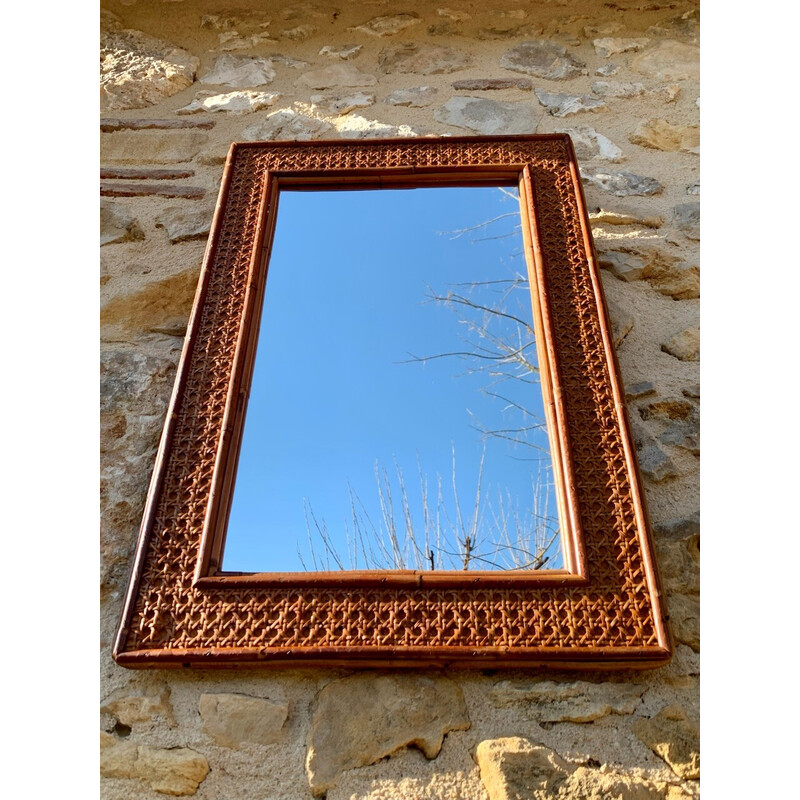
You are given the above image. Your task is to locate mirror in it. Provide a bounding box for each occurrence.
[221,186,562,573]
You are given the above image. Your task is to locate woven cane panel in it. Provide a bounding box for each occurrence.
[121,138,661,660]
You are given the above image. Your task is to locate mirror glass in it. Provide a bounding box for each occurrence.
[221,185,563,572]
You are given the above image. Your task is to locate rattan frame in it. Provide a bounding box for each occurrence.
[113,135,671,669]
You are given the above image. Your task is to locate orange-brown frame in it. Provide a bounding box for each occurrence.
[113,135,671,669]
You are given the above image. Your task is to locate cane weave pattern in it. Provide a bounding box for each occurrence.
[118,137,666,664]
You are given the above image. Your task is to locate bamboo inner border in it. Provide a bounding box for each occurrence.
[113,135,671,669]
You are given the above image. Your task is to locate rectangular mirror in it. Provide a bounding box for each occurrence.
[114,136,671,669]
[222,186,562,574]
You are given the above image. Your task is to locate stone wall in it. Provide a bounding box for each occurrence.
[100,1,700,797]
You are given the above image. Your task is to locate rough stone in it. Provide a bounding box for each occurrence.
[101,131,208,164]
[499,40,584,80]
[101,733,209,796]
[640,398,694,422]
[199,54,276,87]
[626,381,657,399]
[281,24,318,41]
[662,329,700,362]
[101,267,200,337]
[655,533,700,596]
[266,53,309,69]
[673,203,700,240]
[319,43,362,59]
[155,205,214,243]
[334,115,421,139]
[306,674,469,797]
[633,706,700,779]
[489,680,644,722]
[599,247,699,300]
[559,126,623,162]
[379,43,472,75]
[452,78,533,91]
[653,511,700,540]
[589,209,663,228]
[581,168,663,196]
[352,13,420,37]
[682,383,700,399]
[630,120,700,153]
[667,594,701,651]
[535,89,605,117]
[438,7,471,22]
[176,90,281,115]
[686,183,700,195]
[659,420,699,456]
[593,37,649,57]
[310,91,374,115]
[591,80,646,98]
[596,63,620,76]
[477,24,541,41]
[101,27,199,110]
[297,63,377,89]
[199,693,288,748]
[638,444,679,483]
[604,297,633,348]
[385,86,438,107]
[435,96,537,135]
[632,41,700,81]
[217,31,276,51]
[476,738,671,800]
[102,687,175,727]
[242,109,334,141]
[101,200,145,246]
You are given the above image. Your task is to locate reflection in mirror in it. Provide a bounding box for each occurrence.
[221,186,562,573]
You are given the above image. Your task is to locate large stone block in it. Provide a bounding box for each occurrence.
[633,705,700,779]
[199,693,288,748]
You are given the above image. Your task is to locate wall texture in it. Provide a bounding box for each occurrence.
[100,1,700,797]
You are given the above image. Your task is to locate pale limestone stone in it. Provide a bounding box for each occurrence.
[659,418,699,456]
[535,89,605,117]
[598,247,699,300]
[135,745,210,795]
[687,182,700,195]
[297,63,377,89]
[655,534,700,597]
[452,78,532,91]
[596,62,620,76]
[591,80,646,98]
[102,687,175,726]
[102,131,208,164]
[593,37,650,57]
[306,674,469,797]
[100,200,145,246]
[499,40,584,80]
[199,693,288,748]
[630,120,700,153]
[281,24,318,41]
[310,91,374,115]
[673,203,700,240]
[438,8,472,22]
[319,43,362,59]
[489,680,644,722]
[217,31,276,51]
[435,96,537,135]
[633,706,700,779]
[607,298,634,348]
[589,209,663,228]
[558,126,623,162]
[581,167,662,196]
[334,115,420,139]
[662,328,700,362]
[101,268,199,337]
[242,109,334,141]
[632,41,700,81]
[155,205,214,243]
[476,738,671,800]
[266,53,308,69]
[385,86,438,107]
[379,43,472,75]
[352,14,421,37]
[176,90,281,115]
[101,734,209,796]
[101,28,199,110]
[199,54,276,87]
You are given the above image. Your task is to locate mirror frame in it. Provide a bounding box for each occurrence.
[113,134,672,669]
